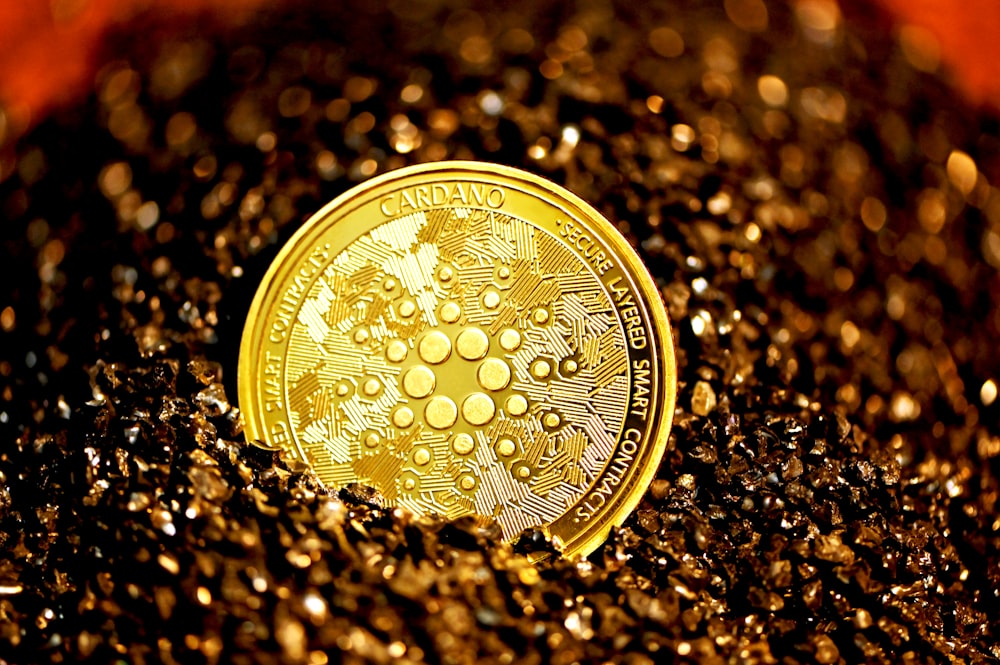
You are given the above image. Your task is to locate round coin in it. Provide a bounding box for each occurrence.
[238,161,677,559]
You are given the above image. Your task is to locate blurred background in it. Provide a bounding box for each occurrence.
[1,0,999,141]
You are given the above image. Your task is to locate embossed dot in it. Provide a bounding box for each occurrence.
[425,396,458,429]
[398,300,416,318]
[392,407,414,428]
[418,331,452,364]
[497,438,516,456]
[363,433,379,448]
[402,477,416,490]
[440,301,461,323]
[438,266,454,282]
[478,358,511,391]
[563,359,579,373]
[542,412,561,428]
[413,448,431,465]
[362,378,381,396]
[353,328,369,343]
[505,394,528,416]
[483,291,501,309]
[386,340,408,362]
[516,466,531,479]
[452,433,475,455]
[456,328,489,360]
[498,266,511,279]
[383,278,397,291]
[335,383,350,397]
[459,476,476,491]
[462,393,496,426]
[532,308,550,324]
[402,366,436,398]
[530,359,552,380]
[499,328,521,351]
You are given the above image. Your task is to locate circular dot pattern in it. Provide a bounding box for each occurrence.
[393,407,414,428]
[440,301,461,323]
[402,366,435,398]
[462,392,495,426]
[425,396,458,429]
[452,433,475,455]
[386,340,408,362]
[419,331,452,363]
[478,358,511,391]
[456,328,489,360]
[499,329,521,351]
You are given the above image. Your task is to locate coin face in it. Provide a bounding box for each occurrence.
[239,161,676,558]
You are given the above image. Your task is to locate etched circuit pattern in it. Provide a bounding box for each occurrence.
[284,206,629,538]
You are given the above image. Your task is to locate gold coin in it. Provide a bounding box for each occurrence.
[239,161,677,559]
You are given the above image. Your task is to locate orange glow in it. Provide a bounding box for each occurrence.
[874,0,1000,110]
[0,0,997,138]
[0,0,273,135]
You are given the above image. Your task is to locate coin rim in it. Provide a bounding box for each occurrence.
[238,160,677,559]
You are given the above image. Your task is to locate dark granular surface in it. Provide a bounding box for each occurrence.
[2,0,999,662]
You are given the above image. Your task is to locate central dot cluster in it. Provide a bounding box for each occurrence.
[384,299,525,434]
